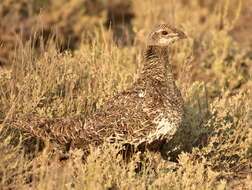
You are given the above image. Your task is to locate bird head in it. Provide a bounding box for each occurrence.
[147,24,187,47]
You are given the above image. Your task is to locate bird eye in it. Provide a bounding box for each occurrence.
[161,31,168,35]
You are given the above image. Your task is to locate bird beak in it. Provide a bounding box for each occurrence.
[168,32,187,40]
[178,31,187,39]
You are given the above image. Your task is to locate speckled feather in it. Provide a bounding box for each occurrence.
[7,24,186,154]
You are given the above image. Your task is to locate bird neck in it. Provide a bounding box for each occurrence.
[141,46,174,84]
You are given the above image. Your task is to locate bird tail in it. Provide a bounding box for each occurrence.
[2,114,79,145]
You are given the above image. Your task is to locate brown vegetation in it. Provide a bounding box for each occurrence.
[0,0,251,189]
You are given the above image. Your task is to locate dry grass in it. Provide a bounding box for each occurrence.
[0,0,252,189]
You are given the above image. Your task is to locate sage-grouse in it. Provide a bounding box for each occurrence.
[8,24,186,155]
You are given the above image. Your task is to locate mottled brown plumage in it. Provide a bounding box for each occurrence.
[7,24,186,155]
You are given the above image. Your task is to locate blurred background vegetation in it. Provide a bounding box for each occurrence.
[0,0,251,189]
[1,0,252,93]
